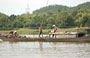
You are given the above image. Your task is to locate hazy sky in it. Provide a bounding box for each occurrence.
[0,0,90,15]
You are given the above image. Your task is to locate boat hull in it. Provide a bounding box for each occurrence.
[0,36,90,42]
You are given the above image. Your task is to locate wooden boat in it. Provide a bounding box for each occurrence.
[0,32,90,42]
[0,35,90,42]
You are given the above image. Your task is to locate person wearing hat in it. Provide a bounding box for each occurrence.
[52,25,57,33]
[51,25,57,37]
[14,31,18,38]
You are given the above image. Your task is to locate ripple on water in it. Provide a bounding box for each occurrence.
[0,42,90,58]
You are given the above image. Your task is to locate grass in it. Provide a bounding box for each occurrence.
[0,28,87,35]
[0,28,51,35]
[57,28,87,34]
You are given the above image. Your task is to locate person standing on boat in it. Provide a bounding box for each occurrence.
[53,25,57,33]
[52,25,57,37]
[39,25,43,37]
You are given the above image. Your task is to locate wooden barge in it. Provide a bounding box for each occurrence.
[0,32,90,42]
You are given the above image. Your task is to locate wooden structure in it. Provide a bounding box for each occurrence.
[49,32,85,39]
[0,32,90,42]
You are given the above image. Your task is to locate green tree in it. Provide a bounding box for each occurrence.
[56,11,69,28]
[0,15,12,29]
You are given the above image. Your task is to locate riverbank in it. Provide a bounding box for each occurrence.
[0,28,87,35]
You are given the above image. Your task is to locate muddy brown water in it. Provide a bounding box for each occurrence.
[0,41,90,58]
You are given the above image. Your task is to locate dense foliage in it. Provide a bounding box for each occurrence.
[0,2,90,30]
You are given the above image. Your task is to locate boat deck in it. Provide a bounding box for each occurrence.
[0,32,90,42]
[0,35,90,42]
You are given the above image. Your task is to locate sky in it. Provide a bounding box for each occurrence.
[0,0,90,15]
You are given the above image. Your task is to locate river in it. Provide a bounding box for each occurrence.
[0,41,90,58]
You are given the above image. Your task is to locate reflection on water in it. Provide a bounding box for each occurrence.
[0,42,90,58]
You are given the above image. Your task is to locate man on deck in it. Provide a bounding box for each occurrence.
[51,25,57,37]
[53,25,57,33]
[39,25,43,37]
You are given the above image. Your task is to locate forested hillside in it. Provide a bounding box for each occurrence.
[0,2,90,30]
[33,2,90,14]
[33,5,69,14]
